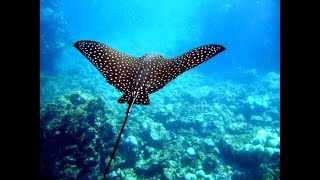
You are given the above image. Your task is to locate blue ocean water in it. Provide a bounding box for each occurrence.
[40,0,280,179]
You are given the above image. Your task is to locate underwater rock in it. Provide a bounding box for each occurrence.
[241,129,280,163]
[148,122,171,147]
[187,147,196,157]
[257,129,268,136]
[243,143,254,152]
[134,159,148,172]
[255,129,280,148]
[204,138,215,147]
[117,137,140,169]
[134,159,164,178]
[69,92,86,105]
[164,167,178,180]
[249,115,272,126]
[168,160,178,167]
[226,122,247,134]
[155,104,175,120]
[204,174,214,180]
[253,144,265,154]
[262,72,280,90]
[196,169,214,179]
[108,171,118,179]
[142,121,149,130]
[217,136,236,158]
[273,148,280,156]
[181,147,198,166]
[184,172,197,180]
[217,135,264,170]
[181,154,194,167]
[202,156,218,174]
[264,147,280,159]
[235,114,245,121]
[196,169,206,177]
[63,164,80,179]
[246,95,270,110]
[40,91,115,179]
[264,147,280,158]
[252,135,267,145]
[144,146,156,159]
[266,139,278,148]
[203,138,218,153]
[125,135,139,147]
[111,168,137,179]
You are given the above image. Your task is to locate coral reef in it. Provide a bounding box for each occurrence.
[40,70,280,179]
[40,91,116,179]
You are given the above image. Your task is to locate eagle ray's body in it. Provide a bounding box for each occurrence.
[73,40,225,179]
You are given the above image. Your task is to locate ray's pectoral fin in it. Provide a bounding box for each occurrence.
[148,44,226,94]
[74,40,138,94]
[170,44,225,74]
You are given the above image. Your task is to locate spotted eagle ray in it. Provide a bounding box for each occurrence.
[73,40,225,179]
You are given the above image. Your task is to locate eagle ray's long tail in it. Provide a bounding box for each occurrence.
[102,93,138,180]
